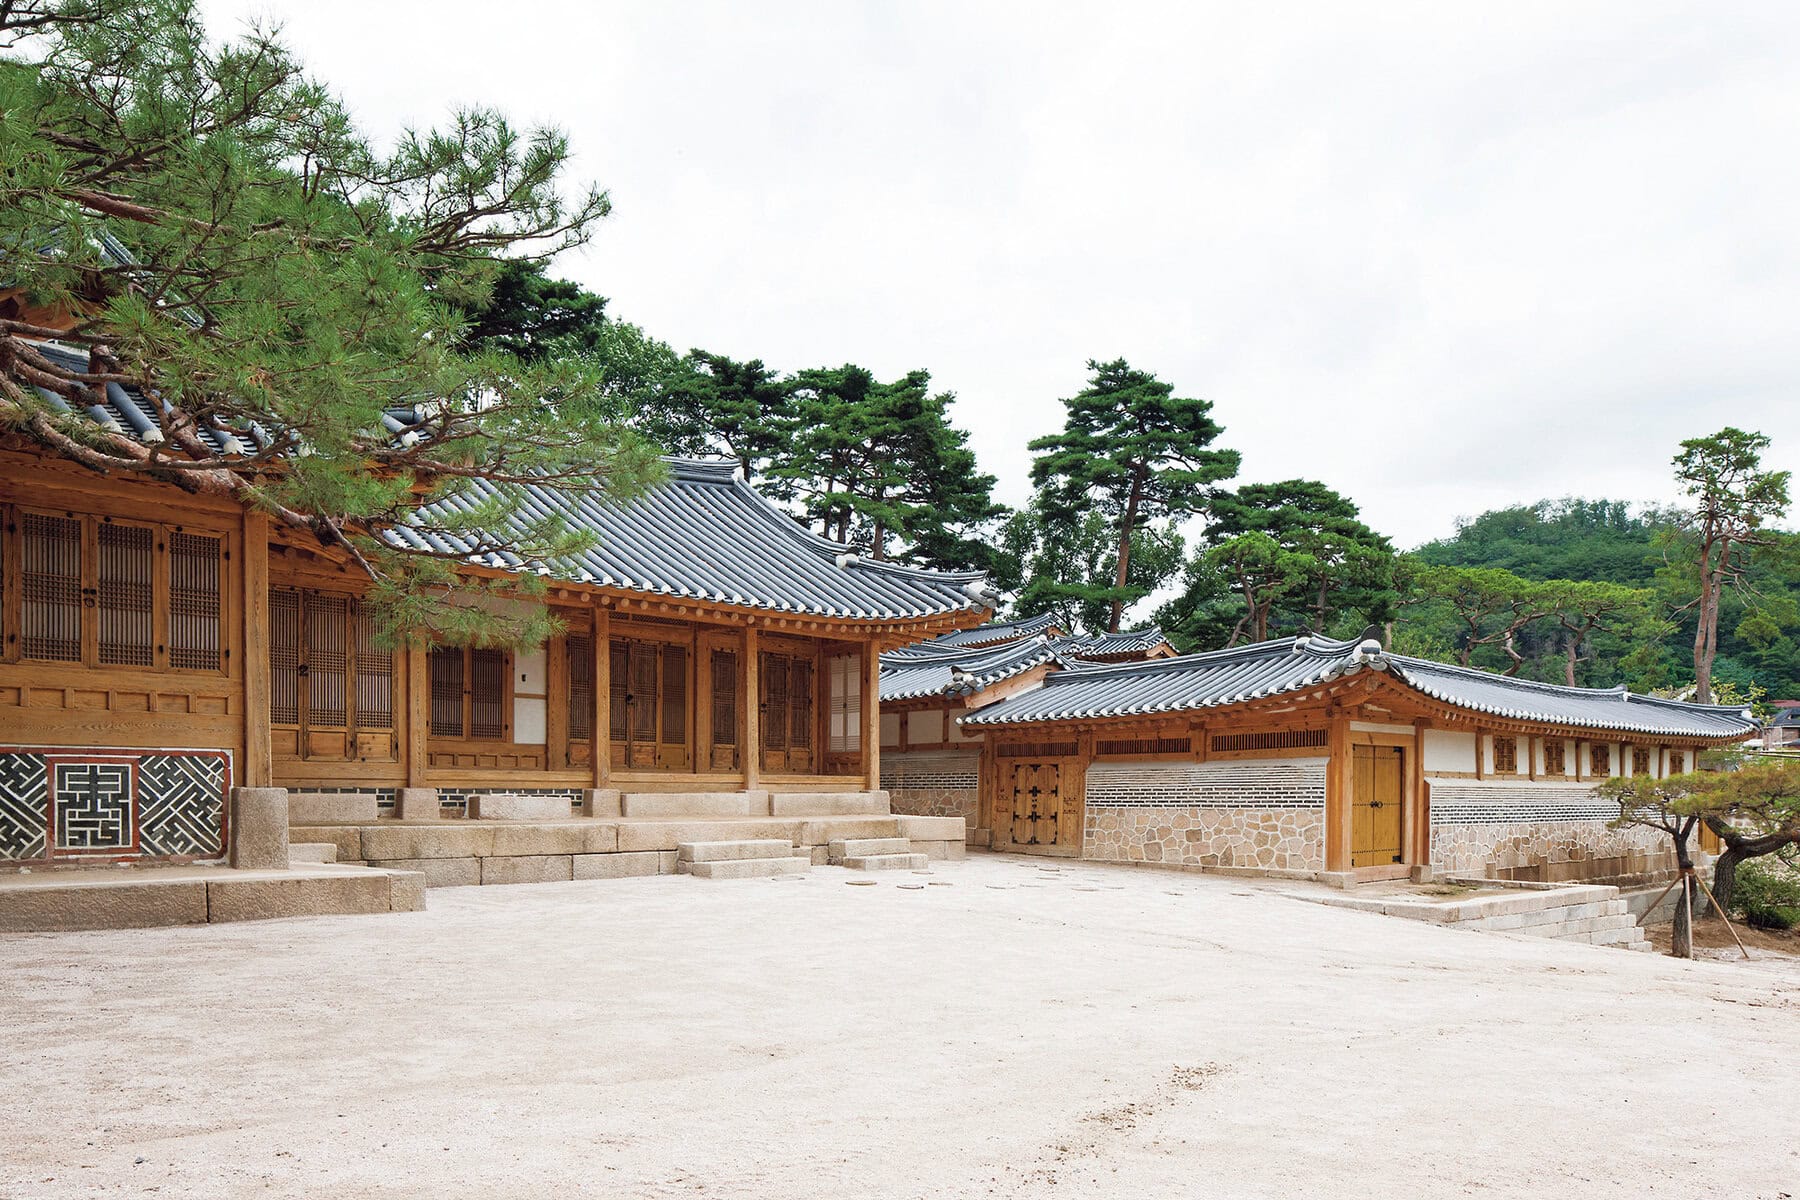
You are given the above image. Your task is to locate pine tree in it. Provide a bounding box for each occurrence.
[1028,359,1239,631]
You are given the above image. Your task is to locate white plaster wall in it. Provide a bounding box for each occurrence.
[907,710,946,744]
[947,715,981,743]
[1422,729,1476,773]
[880,712,902,748]
[513,697,547,743]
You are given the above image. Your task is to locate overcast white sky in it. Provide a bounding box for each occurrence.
[205,1,1800,548]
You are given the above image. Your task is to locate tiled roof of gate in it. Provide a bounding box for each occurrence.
[1053,627,1175,660]
[880,634,1060,702]
[391,459,992,621]
[961,633,1756,739]
[908,611,1062,648]
[25,343,991,623]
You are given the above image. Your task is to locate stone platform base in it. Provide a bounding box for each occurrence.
[290,813,967,888]
[0,863,426,933]
[1304,881,1651,950]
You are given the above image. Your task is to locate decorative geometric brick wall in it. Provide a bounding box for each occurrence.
[1428,779,1672,883]
[882,750,980,826]
[0,746,230,864]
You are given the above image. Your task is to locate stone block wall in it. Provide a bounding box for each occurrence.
[1428,779,1674,884]
[1082,758,1326,870]
[882,750,980,829]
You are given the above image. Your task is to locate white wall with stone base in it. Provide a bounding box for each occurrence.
[882,750,981,829]
[1082,758,1326,870]
[1429,779,1675,884]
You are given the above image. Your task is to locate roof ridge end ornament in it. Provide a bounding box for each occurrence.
[835,551,860,568]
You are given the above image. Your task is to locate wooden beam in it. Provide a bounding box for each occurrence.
[863,638,881,792]
[240,511,272,788]
[593,605,611,788]
[545,632,569,770]
[1325,711,1353,873]
[743,623,760,789]
[405,638,429,787]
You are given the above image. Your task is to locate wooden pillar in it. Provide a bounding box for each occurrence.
[546,632,569,769]
[862,638,881,792]
[1324,711,1353,873]
[1473,729,1485,780]
[1409,719,1430,868]
[743,623,760,789]
[240,511,272,788]
[593,605,611,788]
[405,638,429,787]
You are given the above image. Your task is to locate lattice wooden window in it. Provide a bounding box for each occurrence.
[761,652,788,752]
[270,588,301,726]
[1096,736,1191,757]
[1211,728,1328,753]
[609,641,630,742]
[429,645,465,737]
[305,593,349,728]
[469,648,507,739]
[20,511,82,662]
[789,657,814,751]
[627,642,657,747]
[168,531,222,670]
[354,603,392,730]
[566,635,593,741]
[997,740,1079,758]
[660,644,687,747]
[1588,743,1612,776]
[96,520,155,666]
[1543,739,1567,776]
[1492,736,1518,774]
[1632,746,1653,776]
[12,510,226,673]
[827,653,861,753]
[1668,751,1686,775]
[711,649,737,748]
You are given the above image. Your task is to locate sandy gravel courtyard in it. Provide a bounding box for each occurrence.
[3,854,1797,1199]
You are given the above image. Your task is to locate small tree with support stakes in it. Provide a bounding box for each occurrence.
[1598,766,1754,960]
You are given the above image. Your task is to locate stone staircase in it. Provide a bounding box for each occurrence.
[1312,881,1651,950]
[289,842,339,864]
[828,837,928,872]
[677,839,812,880]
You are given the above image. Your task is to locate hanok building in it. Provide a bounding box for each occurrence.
[0,371,987,902]
[878,615,1174,834]
[954,632,1755,885]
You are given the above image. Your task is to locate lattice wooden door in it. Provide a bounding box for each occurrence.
[1009,762,1062,848]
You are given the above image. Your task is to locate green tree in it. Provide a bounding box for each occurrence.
[0,0,660,643]
[1005,501,1185,636]
[651,350,793,479]
[1685,758,1800,916]
[1539,579,1668,688]
[1029,359,1239,631]
[1668,429,1791,703]
[1400,564,1548,673]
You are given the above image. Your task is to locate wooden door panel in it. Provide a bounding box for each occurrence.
[1351,744,1404,867]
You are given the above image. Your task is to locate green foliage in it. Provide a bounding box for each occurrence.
[1733,858,1800,930]
[1003,501,1185,635]
[0,0,663,645]
[1027,359,1239,631]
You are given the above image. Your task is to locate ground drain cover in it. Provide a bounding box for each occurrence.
[928,881,952,887]
[846,879,877,887]
[899,883,925,890]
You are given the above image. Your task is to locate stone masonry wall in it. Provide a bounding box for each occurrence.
[882,750,980,828]
[1429,779,1675,884]
[1082,758,1326,870]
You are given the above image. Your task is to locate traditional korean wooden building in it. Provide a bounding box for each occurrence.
[0,377,990,878]
[877,616,1174,831]
[954,632,1755,885]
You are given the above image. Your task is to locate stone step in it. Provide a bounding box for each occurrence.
[677,839,795,864]
[622,791,770,818]
[841,853,929,871]
[469,793,576,821]
[828,837,912,862]
[770,791,890,816]
[286,792,380,824]
[288,842,339,864]
[681,856,811,880]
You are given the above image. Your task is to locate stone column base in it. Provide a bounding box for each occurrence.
[230,787,290,869]
[396,787,442,820]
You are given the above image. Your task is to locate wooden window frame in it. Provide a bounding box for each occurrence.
[2,503,227,675]
[427,643,515,742]
[1491,735,1518,775]
[269,585,398,756]
[1542,739,1567,777]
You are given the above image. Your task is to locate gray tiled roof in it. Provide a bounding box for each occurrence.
[881,635,1060,702]
[392,458,992,621]
[912,611,1062,648]
[1054,627,1174,660]
[962,633,1756,739]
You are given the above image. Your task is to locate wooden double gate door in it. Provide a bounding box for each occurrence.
[1350,743,1405,868]
[1000,760,1082,856]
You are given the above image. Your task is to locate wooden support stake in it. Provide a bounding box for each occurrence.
[1691,869,1751,961]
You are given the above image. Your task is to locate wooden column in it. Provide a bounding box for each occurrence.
[240,511,272,788]
[1473,729,1485,780]
[1409,719,1430,868]
[1324,711,1353,873]
[743,623,761,789]
[546,632,569,769]
[593,605,611,788]
[405,638,429,787]
[862,638,881,792]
